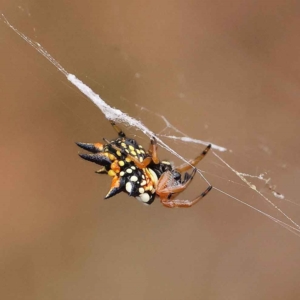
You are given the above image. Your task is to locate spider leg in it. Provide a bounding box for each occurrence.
[161,185,212,208]
[147,137,160,164]
[176,144,211,173]
[110,121,126,138]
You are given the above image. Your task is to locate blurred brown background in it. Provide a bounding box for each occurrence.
[1,1,300,299]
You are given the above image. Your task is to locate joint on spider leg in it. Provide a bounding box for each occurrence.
[180,168,197,185]
[183,172,193,183]
[150,137,158,151]
[202,185,213,197]
[203,144,212,156]
[161,200,176,208]
[190,167,197,180]
[167,193,173,200]
[151,137,157,145]
[202,144,212,156]
[149,136,160,164]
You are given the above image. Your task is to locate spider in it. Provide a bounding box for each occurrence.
[76,121,212,208]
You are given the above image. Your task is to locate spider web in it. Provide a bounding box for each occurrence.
[2,13,300,237]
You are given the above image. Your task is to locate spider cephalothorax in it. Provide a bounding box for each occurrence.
[76,121,212,208]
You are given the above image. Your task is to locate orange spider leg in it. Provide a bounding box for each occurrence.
[148,137,160,164]
[161,185,212,208]
[176,144,211,173]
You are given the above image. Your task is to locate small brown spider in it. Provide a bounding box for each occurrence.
[76,121,212,208]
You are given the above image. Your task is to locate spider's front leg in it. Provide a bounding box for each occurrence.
[148,137,160,164]
[176,144,211,173]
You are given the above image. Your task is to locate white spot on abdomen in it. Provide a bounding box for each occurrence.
[130,175,138,182]
[139,193,150,203]
[126,182,132,193]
